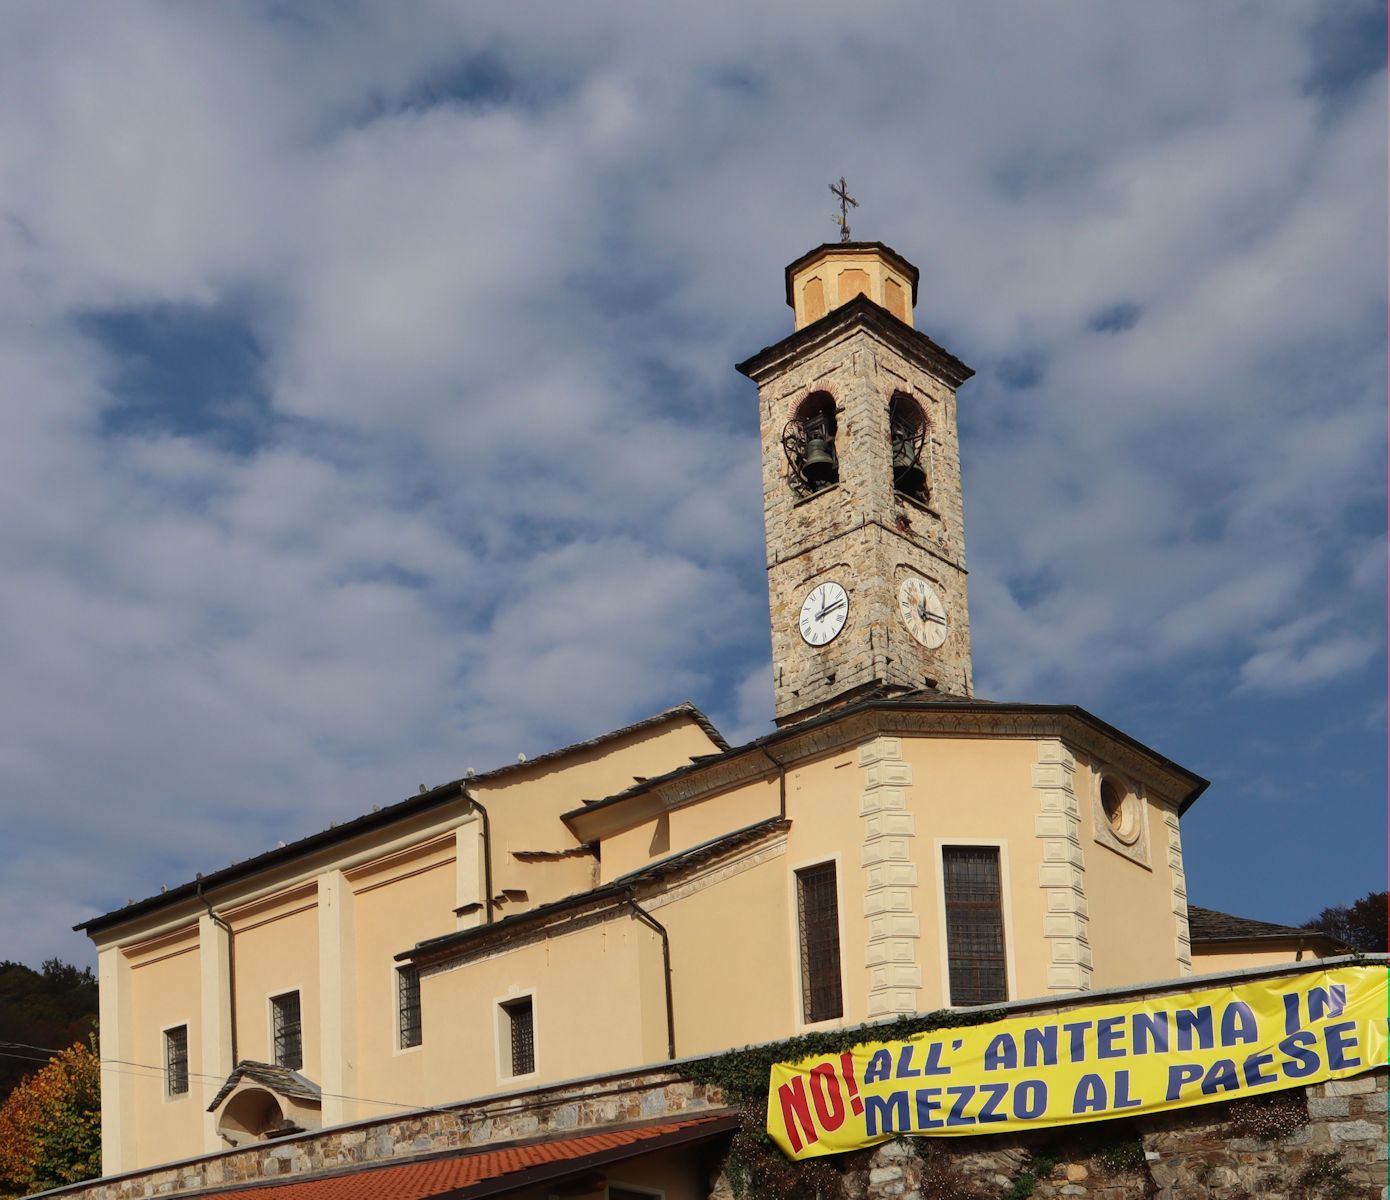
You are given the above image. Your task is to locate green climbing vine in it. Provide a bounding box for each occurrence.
[679,1007,1003,1200]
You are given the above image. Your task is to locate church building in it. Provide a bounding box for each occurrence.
[78,236,1331,1185]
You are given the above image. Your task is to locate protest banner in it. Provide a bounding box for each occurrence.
[767,965,1387,1159]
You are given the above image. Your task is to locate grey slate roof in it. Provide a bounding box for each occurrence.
[76,701,726,935]
[1188,905,1348,949]
[206,1061,322,1113]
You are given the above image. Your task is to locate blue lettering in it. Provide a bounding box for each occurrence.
[1282,990,1301,1035]
[1219,1001,1258,1047]
[914,1087,944,1130]
[977,1082,1008,1123]
[1113,1069,1141,1108]
[984,1033,1017,1072]
[1278,1031,1320,1078]
[1023,1025,1058,1067]
[864,1091,909,1136]
[1132,1012,1168,1055]
[1013,1079,1047,1119]
[1096,1016,1125,1059]
[865,1050,893,1085]
[1072,1073,1106,1114]
[1324,1020,1361,1071]
[1063,1020,1092,1061]
[1309,985,1346,1024]
[1243,1051,1275,1087]
[1175,1006,1214,1051]
[918,1040,951,1076]
[1200,1059,1240,1095]
[946,1085,976,1126]
[1166,1063,1203,1101]
[896,1044,920,1079]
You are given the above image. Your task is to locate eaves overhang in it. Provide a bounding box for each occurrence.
[398,815,790,967]
[562,696,1209,844]
[76,702,725,939]
[736,292,974,388]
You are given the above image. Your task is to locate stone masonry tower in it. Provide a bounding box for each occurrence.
[737,241,976,724]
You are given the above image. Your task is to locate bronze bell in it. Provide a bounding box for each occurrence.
[892,439,925,495]
[802,437,837,487]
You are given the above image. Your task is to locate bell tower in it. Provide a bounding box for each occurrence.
[737,240,976,724]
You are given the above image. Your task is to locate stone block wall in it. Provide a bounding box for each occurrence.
[724,1069,1387,1200]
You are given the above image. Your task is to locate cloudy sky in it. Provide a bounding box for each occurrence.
[1,3,1384,967]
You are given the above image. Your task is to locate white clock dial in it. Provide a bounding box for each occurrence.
[898,576,948,648]
[798,581,849,647]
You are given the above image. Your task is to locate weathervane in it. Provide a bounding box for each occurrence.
[830,176,858,242]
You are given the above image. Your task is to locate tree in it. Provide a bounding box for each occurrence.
[0,1039,100,1198]
[1303,890,1388,953]
[0,959,98,1105]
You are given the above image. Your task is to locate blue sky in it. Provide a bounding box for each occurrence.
[0,2,1384,966]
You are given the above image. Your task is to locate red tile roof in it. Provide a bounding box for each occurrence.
[189,1114,736,1200]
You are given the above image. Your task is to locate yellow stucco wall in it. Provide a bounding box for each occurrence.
[1072,749,1186,989]
[1192,944,1320,974]
[228,886,320,1079]
[126,926,203,1164]
[92,715,1201,1174]
[419,913,668,1104]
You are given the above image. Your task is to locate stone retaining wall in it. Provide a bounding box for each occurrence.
[33,1069,725,1200]
[788,1069,1388,1200]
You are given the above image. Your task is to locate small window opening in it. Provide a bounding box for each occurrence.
[796,863,843,1022]
[501,996,535,1076]
[1100,777,1140,844]
[270,991,302,1070]
[782,392,839,496]
[397,966,422,1049]
[943,847,1008,1005]
[889,394,929,502]
[164,1025,189,1096]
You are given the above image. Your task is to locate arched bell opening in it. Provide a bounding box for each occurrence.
[889,393,929,503]
[782,391,839,497]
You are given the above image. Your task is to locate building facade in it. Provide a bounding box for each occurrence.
[80,240,1318,1180]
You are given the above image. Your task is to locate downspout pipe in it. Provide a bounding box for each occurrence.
[624,893,676,1060]
[195,875,237,1067]
[759,747,787,821]
[462,788,496,924]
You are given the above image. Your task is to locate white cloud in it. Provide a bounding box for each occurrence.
[0,2,1382,964]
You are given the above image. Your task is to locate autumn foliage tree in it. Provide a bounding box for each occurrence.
[0,1039,100,1198]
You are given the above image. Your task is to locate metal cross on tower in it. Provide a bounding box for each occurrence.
[830,176,858,242]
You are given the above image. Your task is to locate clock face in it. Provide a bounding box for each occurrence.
[898,576,948,648]
[798,581,849,647]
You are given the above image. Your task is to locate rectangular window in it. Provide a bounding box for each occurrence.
[796,862,843,1023]
[397,965,422,1049]
[164,1025,189,1096]
[501,996,535,1076]
[271,991,303,1070]
[943,846,1008,1005]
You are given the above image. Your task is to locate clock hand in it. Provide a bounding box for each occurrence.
[817,598,845,619]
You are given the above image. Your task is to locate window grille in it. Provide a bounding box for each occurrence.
[164,1025,188,1096]
[796,862,843,1023]
[397,966,422,1049]
[502,997,535,1076]
[943,847,1008,1005]
[271,991,303,1070]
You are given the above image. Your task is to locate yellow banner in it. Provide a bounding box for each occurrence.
[767,966,1388,1159]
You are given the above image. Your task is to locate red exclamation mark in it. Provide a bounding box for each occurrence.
[840,1051,864,1117]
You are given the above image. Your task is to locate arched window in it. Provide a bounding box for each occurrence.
[782,392,839,495]
[889,393,929,502]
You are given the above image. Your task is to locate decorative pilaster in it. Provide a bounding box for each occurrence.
[859,737,922,1016]
[1033,740,1092,991]
[1164,808,1193,975]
